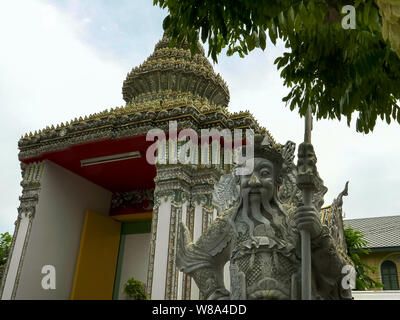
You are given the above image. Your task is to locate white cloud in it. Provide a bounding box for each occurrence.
[0,0,399,234]
[0,0,125,233]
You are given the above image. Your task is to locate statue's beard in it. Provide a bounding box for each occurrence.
[235,188,276,237]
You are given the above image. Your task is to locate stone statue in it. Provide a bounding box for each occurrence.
[176,135,352,300]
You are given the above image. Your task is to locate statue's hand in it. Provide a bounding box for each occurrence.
[294,205,322,239]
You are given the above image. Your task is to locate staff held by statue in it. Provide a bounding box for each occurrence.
[296,106,318,300]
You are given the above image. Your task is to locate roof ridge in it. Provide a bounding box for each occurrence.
[344,214,400,221]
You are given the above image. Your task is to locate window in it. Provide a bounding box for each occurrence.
[381,260,399,290]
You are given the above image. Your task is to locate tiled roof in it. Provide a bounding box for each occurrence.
[344,215,400,249]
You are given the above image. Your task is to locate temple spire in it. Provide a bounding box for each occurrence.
[122,35,230,108]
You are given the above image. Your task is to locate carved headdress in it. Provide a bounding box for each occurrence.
[235,134,295,179]
[252,134,284,169]
[214,134,297,212]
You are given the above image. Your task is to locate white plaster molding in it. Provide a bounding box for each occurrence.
[0,162,44,300]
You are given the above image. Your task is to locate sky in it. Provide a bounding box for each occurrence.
[0,0,399,234]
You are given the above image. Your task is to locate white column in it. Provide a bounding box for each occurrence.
[0,161,44,300]
[176,201,187,300]
[1,214,30,300]
[190,201,203,300]
[150,197,172,299]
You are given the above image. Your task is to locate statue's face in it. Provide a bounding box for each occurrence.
[239,158,276,202]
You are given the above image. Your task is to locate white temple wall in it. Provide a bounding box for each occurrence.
[150,197,172,299]
[15,160,112,299]
[1,214,30,300]
[117,233,151,300]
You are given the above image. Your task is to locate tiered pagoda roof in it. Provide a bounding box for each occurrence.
[122,35,230,108]
[18,35,276,163]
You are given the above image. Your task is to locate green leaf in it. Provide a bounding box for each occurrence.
[278,11,285,28]
[386,109,391,124]
[162,15,171,30]
[287,6,295,28]
[259,29,266,50]
[201,21,209,43]
[363,0,371,26]
[268,19,277,45]
[246,33,256,51]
